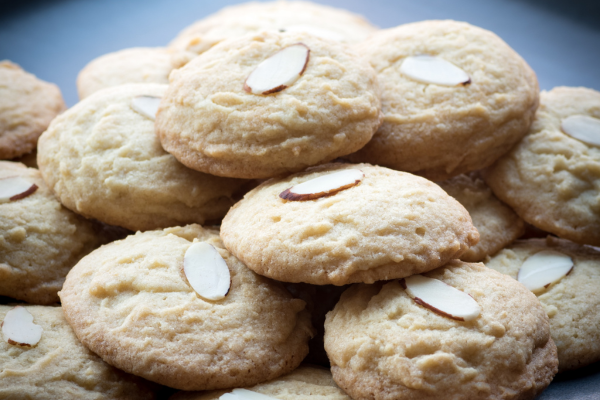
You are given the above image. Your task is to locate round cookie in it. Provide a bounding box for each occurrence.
[59,225,313,391]
[170,364,351,400]
[324,261,558,400]
[348,20,539,181]
[0,305,157,399]
[157,31,382,179]
[0,161,111,305]
[37,83,248,231]
[485,237,600,372]
[220,163,479,285]
[0,61,66,159]
[77,47,174,99]
[438,172,524,262]
[483,87,600,246]
[169,0,378,67]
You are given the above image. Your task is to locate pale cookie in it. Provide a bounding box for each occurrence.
[483,87,600,246]
[0,305,157,399]
[157,31,382,179]
[348,20,539,180]
[486,237,600,372]
[220,163,479,285]
[59,225,313,391]
[0,61,66,159]
[169,0,378,67]
[0,161,110,305]
[325,261,558,400]
[37,84,248,231]
[170,364,351,400]
[438,172,524,262]
[77,47,174,99]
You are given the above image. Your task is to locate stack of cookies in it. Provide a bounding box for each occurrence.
[2,1,599,399]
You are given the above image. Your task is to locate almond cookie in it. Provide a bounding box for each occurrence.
[438,172,524,262]
[348,20,539,180]
[324,261,558,400]
[220,163,479,285]
[486,237,600,372]
[156,31,382,179]
[0,161,111,305]
[1,305,157,399]
[77,47,174,99]
[0,61,66,159]
[59,225,313,391]
[37,83,247,231]
[483,87,600,246]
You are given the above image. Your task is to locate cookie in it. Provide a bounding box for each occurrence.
[170,364,351,400]
[37,83,248,231]
[483,87,600,246]
[438,172,524,262]
[0,305,157,399]
[486,237,600,372]
[157,31,382,179]
[59,225,313,391]
[169,0,378,67]
[220,163,479,285]
[77,47,174,99]
[324,261,558,400]
[348,20,539,181]
[0,61,66,159]
[0,161,110,305]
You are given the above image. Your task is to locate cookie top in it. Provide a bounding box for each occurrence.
[483,87,600,246]
[170,364,351,400]
[157,31,382,179]
[438,172,524,262]
[0,61,66,159]
[220,163,479,285]
[0,305,156,399]
[37,83,247,231]
[77,47,174,99]
[59,225,313,391]
[0,161,109,304]
[348,20,539,180]
[168,0,378,67]
[324,261,558,400]
[485,237,600,372]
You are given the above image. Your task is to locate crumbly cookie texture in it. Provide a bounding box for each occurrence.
[0,305,157,399]
[170,364,351,400]
[221,163,479,285]
[168,0,378,67]
[156,31,382,179]
[59,225,313,391]
[37,83,247,231]
[77,47,174,99]
[0,61,66,159]
[325,261,558,400]
[483,87,600,246]
[438,172,524,262]
[0,161,109,305]
[486,237,600,372]
[348,20,539,180]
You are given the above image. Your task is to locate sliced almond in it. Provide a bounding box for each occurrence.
[518,250,573,293]
[0,176,38,204]
[561,115,600,147]
[2,306,43,347]
[244,43,310,95]
[400,275,480,321]
[283,25,345,42]
[280,169,363,201]
[400,55,471,86]
[131,95,162,120]
[220,388,279,400]
[183,242,231,301]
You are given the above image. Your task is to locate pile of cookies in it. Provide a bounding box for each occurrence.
[2,1,600,399]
